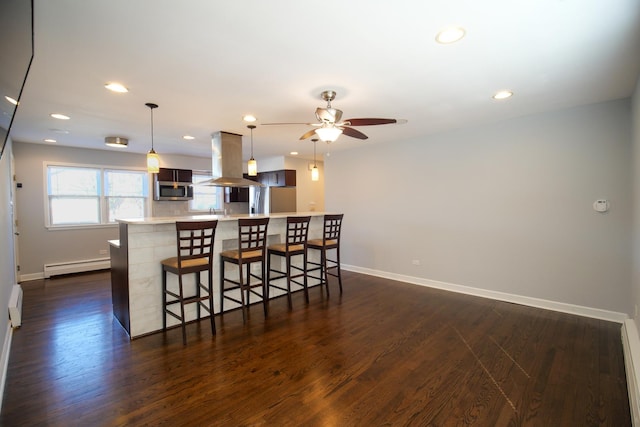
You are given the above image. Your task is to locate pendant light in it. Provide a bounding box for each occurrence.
[247,124,257,176]
[311,138,319,181]
[145,102,160,173]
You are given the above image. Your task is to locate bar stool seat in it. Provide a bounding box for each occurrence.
[307,214,344,295]
[267,216,311,309]
[162,220,218,345]
[220,217,270,323]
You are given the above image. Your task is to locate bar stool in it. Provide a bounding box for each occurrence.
[266,216,311,309]
[220,217,270,323]
[161,220,218,345]
[307,214,344,295]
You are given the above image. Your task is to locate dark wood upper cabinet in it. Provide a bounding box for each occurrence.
[224,170,296,203]
[156,168,192,183]
[258,169,296,187]
[224,187,249,203]
[224,174,259,203]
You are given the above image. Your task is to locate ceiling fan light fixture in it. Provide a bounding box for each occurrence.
[315,126,342,143]
[145,102,160,173]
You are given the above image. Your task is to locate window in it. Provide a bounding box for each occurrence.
[46,164,149,227]
[190,172,222,212]
[105,169,149,222]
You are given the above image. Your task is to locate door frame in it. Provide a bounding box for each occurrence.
[10,152,19,281]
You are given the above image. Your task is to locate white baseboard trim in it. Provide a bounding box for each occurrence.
[0,324,14,412]
[18,272,44,282]
[343,265,628,323]
[623,320,640,426]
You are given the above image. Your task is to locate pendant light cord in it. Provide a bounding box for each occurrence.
[312,138,318,166]
[145,102,158,152]
[248,124,256,158]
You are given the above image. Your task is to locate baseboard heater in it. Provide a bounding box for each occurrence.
[9,284,23,328]
[43,258,111,279]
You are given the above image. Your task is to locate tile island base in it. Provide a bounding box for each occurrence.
[110,212,328,338]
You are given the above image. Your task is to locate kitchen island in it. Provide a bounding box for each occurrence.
[110,212,327,338]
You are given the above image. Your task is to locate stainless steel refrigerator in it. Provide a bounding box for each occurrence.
[250,186,297,214]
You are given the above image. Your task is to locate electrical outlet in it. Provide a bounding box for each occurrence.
[412,259,421,266]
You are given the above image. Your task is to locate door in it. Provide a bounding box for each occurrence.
[10,152,19,280]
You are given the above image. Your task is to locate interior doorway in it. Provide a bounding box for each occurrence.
[10,152,19,281]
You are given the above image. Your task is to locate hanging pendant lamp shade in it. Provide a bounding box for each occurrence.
[145,103,160,173]
[247,125,257,176]
[311,138,319,181]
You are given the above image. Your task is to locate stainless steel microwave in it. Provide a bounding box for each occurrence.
[154,181,193,201]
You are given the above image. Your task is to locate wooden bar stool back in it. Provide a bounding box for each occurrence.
[307,214,344,295]
[220,217,270,323]
[267,215,311,309]
[161,220,218,345]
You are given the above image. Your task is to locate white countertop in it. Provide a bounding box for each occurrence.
[116,211,327,225]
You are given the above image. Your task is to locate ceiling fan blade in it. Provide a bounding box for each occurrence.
[299,129,318,140]
[345,118,397,126]
[262,122,314,126]
[341,126,368,140]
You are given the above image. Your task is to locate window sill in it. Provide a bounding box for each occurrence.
[45,223,119,231]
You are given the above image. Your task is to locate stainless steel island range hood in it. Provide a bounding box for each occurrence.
[198,131,263,187]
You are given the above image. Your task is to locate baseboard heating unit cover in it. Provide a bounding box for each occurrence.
[9,285,22,328]
[43,258,110,279]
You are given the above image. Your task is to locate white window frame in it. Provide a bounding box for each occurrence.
[189,170,223,213]
[44,161,151,230]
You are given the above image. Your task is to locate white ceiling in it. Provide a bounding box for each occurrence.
[5,0,640,162]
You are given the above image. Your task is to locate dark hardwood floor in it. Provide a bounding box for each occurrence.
[0,270,631,426]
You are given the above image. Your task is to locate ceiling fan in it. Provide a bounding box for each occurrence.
[263,90,402,143]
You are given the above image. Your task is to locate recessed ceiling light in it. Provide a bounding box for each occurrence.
[243,114,257,122]
[493,90,513,100]
[4,95,18,105]
[50,113,70,120]
[290,151,298,156]
[44,138,56,143]
[105,82,128,93]
[182,135,195,140]
[435,27,466,44]
[49,128,70,134]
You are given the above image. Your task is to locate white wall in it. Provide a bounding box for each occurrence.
[0,132,17,389]
[284,156,325,212]
[632,76,640,328]
[326,99,632,314]
[12,142,211,278]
